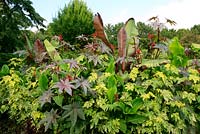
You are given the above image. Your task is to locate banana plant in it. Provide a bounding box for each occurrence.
[92,13,141,73]
[117,18,141,72]
[92,12,115,53]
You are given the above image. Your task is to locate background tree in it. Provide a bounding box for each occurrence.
[0,0,45,53]
[191,24,200,35]
[48,0,94,47]
[104,22,124,46]
[160,28,177,39]
[137,21,154,49]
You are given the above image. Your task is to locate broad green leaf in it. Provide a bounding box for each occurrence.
[117,102,126,111]
[168,37,188,67]
[52,74,59,82]
[51,40,60,48]
[192,43,200,50]
[123,98,143,114]
[131,98,143,113]
[53,95,64,107]
[169,37,184,55]
[106,57,115,74]
[0,64,9,76]
[39,73,48,91]
[120,120,127,133]
[125,18,138,39]
[106,75,117,88]
[127,114,147,124]
[44,39,62,62]
[125,18,138,56]
[107,86,117,103]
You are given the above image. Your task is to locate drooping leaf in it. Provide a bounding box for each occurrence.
[127,114,147,124]
[53,95,64,107]
[44,39,62,62]
[93,13,115,53]
[39,73,48,91]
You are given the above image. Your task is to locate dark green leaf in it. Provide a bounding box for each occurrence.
[168,37,188,67]
[0,64,9,76]
[39,73,48,91]
[120,120,127,133]
[131,98,143,114]
[106,57,115,74]
[107,75,117,88]
[127,114,147,124]
[107,86,117,103]
[53,95,64,107]
[52,74,59,82]
[77,108,85,120]
[71,108,78,127]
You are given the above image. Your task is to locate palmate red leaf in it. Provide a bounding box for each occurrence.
[117,27,127,72]
[93,13,115,53]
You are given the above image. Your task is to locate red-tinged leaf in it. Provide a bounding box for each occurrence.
[34,39,46,63]
[93,13,114,53]
[118,27,127,58]
[53,79,75,95]
[117,27,127,72]
[34,39,45,53]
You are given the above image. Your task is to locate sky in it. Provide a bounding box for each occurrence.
[31,0,200,30]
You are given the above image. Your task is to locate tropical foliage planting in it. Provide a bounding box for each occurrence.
[1,0,200,133]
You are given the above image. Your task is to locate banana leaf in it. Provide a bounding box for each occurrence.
[93,12,115,53]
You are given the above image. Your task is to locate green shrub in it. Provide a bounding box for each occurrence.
[48,0,94,46]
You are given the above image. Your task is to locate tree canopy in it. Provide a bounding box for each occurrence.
[47,0,94,46]
[0,0,45,53]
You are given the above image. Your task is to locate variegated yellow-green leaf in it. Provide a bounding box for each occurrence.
[44,39,62,62]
